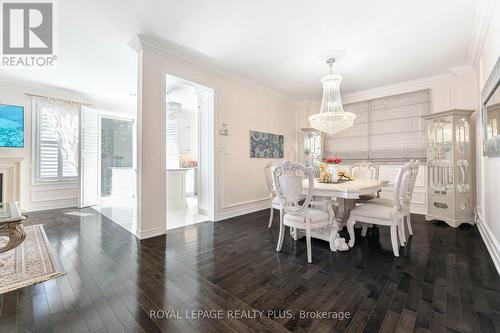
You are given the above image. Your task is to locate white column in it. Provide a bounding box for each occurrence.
[132,43,167,239]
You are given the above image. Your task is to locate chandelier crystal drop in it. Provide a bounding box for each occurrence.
[308,58,356,135]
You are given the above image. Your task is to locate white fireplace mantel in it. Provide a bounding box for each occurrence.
[0,157,24,206]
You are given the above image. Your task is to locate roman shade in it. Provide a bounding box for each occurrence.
[324,89,430,162]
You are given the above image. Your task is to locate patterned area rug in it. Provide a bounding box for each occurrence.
[0,225,64,294]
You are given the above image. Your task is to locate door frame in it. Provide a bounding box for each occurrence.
[165,74,216,222]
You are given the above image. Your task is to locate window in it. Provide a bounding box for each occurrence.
[35,100,79,182]
[324,89,430,162]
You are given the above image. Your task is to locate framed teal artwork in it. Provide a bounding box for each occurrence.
[249,130,284,158]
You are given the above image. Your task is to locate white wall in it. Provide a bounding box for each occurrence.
[476,0,500,274]
[131,36,300,238]
[0,79,134,211]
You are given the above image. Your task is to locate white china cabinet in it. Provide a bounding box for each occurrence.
[423,109,475,227]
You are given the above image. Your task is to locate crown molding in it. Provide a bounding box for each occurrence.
[341,72,453,103]
[468,0,497,68]
[448,64,475,75]
[340,65,476,104]
[128,34,300,105]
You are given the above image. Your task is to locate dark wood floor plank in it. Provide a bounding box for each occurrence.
[0,208,498,333]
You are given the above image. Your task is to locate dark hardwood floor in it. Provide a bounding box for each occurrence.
[0,208,499,333]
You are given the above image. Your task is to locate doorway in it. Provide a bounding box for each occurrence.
[94,114,136,232]
[166,75,214,230]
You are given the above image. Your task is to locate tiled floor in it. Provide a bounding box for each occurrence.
[167,196,209,230]
[94,197,137,233]
[93,196,208,234]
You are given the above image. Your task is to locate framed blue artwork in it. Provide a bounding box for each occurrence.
[0,104,24,148]
[249,130,284,158]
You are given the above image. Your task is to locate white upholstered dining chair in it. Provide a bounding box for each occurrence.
[346,163,413,257]
[349,161,380,203]
[273,161,335,263]
[349,161,379,180]
[365,160,420,244]
[264,161,282,228]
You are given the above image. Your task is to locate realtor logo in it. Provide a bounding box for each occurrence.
[2,2,53,54]
[1,1,56,66]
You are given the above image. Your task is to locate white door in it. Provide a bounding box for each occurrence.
[78,106,100,208]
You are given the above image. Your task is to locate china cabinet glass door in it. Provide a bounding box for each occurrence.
[304,130,322,176]
[427,117,453,193]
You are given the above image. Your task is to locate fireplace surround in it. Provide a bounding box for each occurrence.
[0,157,23,205]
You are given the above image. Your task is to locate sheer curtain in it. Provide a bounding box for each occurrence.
[35,97,80,181]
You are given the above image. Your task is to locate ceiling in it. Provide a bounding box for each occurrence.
[0,0,480,106]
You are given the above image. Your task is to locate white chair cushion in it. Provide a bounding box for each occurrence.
[366,197,394,207]
[284,208,329,225]
[272,197,281,206]
[366,198,411,215]
[349,204,395,221]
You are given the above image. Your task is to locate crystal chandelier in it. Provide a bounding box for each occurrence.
[309,58,356,135]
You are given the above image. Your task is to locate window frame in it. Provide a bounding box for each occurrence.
[33,99,80,184]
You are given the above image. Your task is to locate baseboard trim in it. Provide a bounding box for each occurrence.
[28,198,78,212]
[217,198,270,221]
[476,211,500,277]
[135,226,166,240]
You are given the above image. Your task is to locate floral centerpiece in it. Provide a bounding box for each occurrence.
[326,157,342,182]
[318,157,342,182]
[324,157,342,165]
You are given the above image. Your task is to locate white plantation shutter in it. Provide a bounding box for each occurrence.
[38,108,59,179]
[79,107,100,207]
[36,100,80,182]
[166,119,179,169]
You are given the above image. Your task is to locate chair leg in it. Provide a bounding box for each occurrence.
[276,215,285,252]
[361,223,369,237]
[268,207,274,228]
[390,225,400,257]
[347,217,356,247]
[398,217,406,246]
[306,224,312,263]
[406,214,413,236]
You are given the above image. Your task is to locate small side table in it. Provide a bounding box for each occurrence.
[0,202,26,254]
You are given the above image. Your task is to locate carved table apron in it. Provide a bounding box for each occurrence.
[293,179,389,251]
[0,202,26,256]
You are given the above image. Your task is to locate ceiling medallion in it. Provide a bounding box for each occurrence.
[309,53,355,135]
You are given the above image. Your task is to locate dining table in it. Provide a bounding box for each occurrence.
[0,202,26,255]
[296,178,390,251]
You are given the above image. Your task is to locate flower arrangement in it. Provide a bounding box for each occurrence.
[324,157,342,165]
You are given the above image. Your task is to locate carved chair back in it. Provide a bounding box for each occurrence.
[393,162,413,214]
[272,161,313,216]
[264,161,276,197]
[408,159,420,201]
[350,161,379,180]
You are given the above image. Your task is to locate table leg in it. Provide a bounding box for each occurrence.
[330,198,357,251]
[333,198,356,226]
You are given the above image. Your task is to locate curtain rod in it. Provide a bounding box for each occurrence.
[24,93,93,107]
